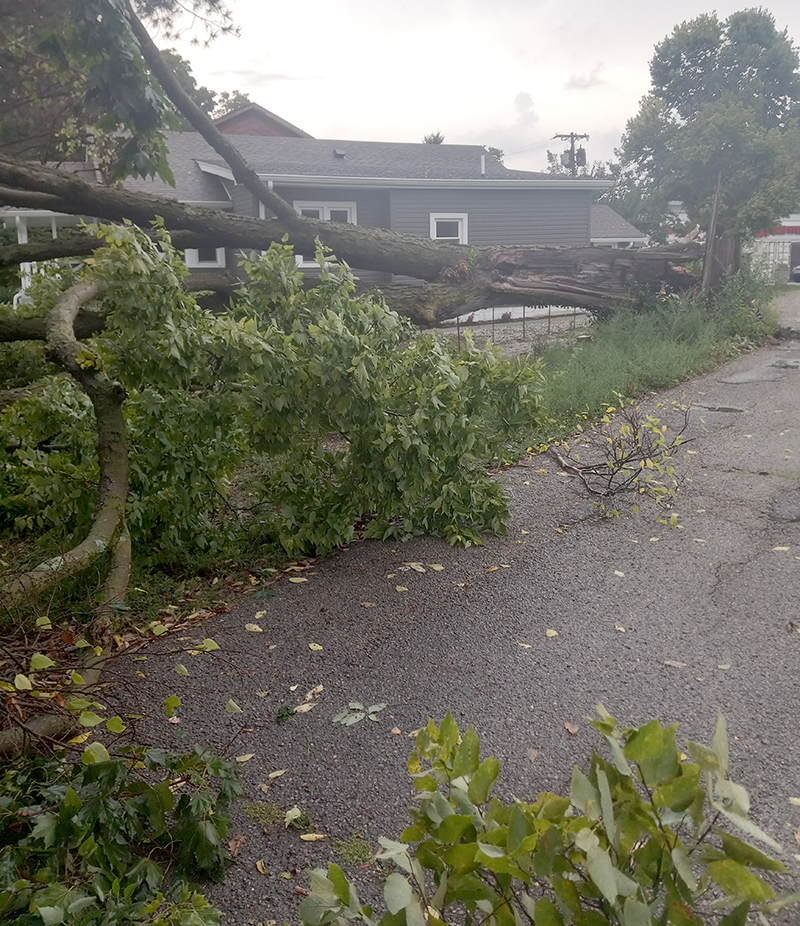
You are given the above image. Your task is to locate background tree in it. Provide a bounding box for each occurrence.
[213,89,253,117]
[423,131,445,144]
[618,8,800,282]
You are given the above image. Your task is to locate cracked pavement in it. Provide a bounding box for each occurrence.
[119,288,800,924]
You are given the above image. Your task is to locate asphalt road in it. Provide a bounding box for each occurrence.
[118,288,800,925]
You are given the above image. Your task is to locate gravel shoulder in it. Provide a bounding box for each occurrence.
[116,288,800,925]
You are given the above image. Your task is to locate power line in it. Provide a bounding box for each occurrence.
[552,132,589,175]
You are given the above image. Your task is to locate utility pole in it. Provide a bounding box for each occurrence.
[552,132,589,176]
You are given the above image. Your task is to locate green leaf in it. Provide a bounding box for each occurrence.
[653,765,701,812]
[718,902,750,926]
[326,863,351,905]
[671,845,697,891]
[438,711,459,761]
[584,846,620,904]
[570,767,599,820]
[225,699,242,714]
[532,896,563,925]
[708,860,775,902]
[14,674,32,691]
[624,719,664,762]
[719,831,787,872]
[78,711,104,727]
[622,898,654,926]
[105,716,126,734]
[712,713,729,775]
[36,906,65,926]
[81,742,110,764]
[201,638,220,651]
[164,695,181,718]
[452,725,480,777]
[467,757,500,804]
[711,803,782,851]
[438,814,475,843]
[384,872,412,914]
[30,653,56,671]
[174,663,189,676]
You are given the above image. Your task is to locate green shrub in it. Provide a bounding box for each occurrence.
[0,743,241,925]
[300,710,798,925]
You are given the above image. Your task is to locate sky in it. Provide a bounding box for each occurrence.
[168,0,800,172]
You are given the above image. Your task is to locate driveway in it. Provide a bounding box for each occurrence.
[119,288,800,924]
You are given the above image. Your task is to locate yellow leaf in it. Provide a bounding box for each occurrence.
[613,570,625,578]
[517,642,532,648]
[68,731,92,745]
[289,577,307,584]
[361,601,376,607]
[404,562,426,572]
[427,564,445,571]
[308,643,323,651]
[269,769,287,779]
[485,566,499,573]
[693,538,706,544]
[256,859,268,875]
[395,586,408,592]
[773,546,790,552]
[615,624,626,633]
[520,529,530,535]
[235,753,256,763]
[254,610,267,619]
[300,833,326,841]
[650,537,660,542]
[245,624,263,632]
[500,564,511,569]
[14,674,32,691]
[546,629,559,638]
[386,573,396,579]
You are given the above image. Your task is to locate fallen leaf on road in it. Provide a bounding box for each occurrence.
[245,624,263,632]
[289,577,307,584]
[256,859,268,875]
[361,601,376,608]
[546,629,559,638]
[500,564,511,569]
[614,570,625,577]
[527,748,539,765]
[564,722,579,736]
[455,582,466,587]
[294,703,315,713]
[404,562,426,572]
[650,537,660,542]
[615,624,626,633]
[521,529,529,535]
[259,784,271,793]
[428,564,445,571]
[309,643,323,651]
[517,642,532,648]
[773,546,790,552]
[663,660,686,668]
[391,727,401,735]
[486,566,499,573]
[254,610,267,620]
[386,573,396,579]
[300,833,325,841]
[229,834,246,857]
[285,807,302,828]
[395,586,408,592]
[225,699,242,713]
[693,538,706,544]
[289,684,298,691]
[235,753,255,763]
[269,769,287,779]
[717,663,731,670]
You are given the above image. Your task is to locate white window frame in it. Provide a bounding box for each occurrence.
[184,247,226,269]
[293,201,358,267]
[430,213,468,245]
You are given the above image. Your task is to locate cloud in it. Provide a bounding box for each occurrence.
[565,64,605,90]
[456,91,545,166]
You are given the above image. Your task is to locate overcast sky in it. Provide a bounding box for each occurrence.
[169,1,800,172]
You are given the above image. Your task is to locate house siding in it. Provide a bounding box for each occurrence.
[388,188,591,247]
[270,185,392,284]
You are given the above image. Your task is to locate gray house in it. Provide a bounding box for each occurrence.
[123,133,610,284]
[4,132,610,292]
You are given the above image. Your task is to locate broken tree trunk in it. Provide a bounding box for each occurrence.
[0,153,702,325]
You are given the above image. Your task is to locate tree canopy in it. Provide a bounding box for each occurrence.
[618,8,800,248]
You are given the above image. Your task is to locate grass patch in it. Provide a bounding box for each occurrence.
[241,800,285,827]
[334,832,373,866]
[533,276,778,442]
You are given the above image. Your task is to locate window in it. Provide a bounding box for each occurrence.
[184,247,226,269]
[430,213,468,245]
[293,201,357,266]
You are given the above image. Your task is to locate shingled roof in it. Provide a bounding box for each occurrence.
[590,204,648,243]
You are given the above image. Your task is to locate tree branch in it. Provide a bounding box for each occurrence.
[1,281,131,612]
